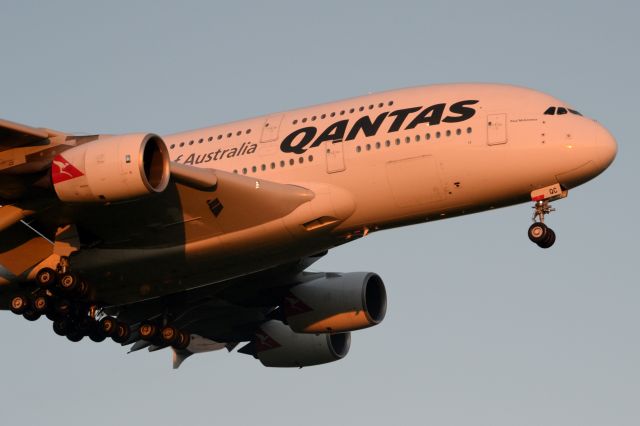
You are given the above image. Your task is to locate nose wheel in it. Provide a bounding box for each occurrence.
[528,221,556,248]
[528,199,557,249]
[527,184,568,249]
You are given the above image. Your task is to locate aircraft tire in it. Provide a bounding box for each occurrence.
[89,329,107,343]
[32,295,49,314]
[528,222,548,244]
[160,325,179,345]
[10,295,29,315]
[100,317,117,336]
[58,273,78,293]
[112,322,131,344]
[173,332,191,350]
[53,319,71,336]
[35,268,57,289]
[66,330,84,342]
[139,322,158,341]
[537,228,556,249]
[23,309,41,322]
[54,299,72,317]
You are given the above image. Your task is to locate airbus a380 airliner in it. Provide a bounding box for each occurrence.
[0,84,616,368]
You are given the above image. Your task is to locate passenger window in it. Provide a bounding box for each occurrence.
[557,107,568,115]
[544,107,556,115]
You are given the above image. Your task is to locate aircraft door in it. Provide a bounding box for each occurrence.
[487,113,507,145]
[261,115,284,143]
[325,141,346,173]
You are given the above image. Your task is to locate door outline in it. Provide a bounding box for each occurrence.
[325,140,346,173]
[260,115,284,143]
[487,113,507,145]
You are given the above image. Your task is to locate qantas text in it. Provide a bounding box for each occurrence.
[280,100,479,154]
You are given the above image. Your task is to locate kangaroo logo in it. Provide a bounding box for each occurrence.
[51,154,84,184]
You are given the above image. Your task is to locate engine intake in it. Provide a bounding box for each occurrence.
[284,272,387,333]
[52,133,170,202]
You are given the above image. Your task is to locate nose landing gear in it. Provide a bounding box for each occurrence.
[528,218,556,249]
[527,184,567,249]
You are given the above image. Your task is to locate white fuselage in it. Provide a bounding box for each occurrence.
[163,83,615,233]
[26,83,615,304]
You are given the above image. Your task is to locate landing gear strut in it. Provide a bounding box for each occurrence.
[528,200,557,249]
[527,183,567,249]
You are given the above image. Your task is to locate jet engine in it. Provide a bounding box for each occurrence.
[253,320,350,368]
[284,272,387,333]
[51,133,170,202]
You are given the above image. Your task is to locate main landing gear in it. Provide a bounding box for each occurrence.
[9,256,191,351]
[9,256,130,344]
[138,321,191,350]
[527,183,567,249]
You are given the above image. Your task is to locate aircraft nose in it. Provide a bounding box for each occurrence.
[592,121,617,171]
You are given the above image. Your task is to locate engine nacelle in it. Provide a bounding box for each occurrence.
[52,133,170,202]
[255,320,350,368]
[284,272,387,333]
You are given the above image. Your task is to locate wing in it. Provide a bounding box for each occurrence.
[0,118,67,170]
[0,118,56,149]
[105,252,327,368]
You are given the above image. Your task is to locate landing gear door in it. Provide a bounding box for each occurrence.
[487,113,507,145]
[261,115,284,143]
[325,141,346,173]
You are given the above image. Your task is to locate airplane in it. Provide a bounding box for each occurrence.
[0,83,617,368]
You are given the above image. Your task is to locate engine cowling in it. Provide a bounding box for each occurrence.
[284,272,387,333]
[255,320,350,368]
[52,133,170,202]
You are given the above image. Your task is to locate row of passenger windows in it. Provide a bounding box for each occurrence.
[233,155,315,175]
[169,128,253,149]
[354,127,473,153]
[292,101,395,125]
[230,126,473,174]
[544,106,582,116]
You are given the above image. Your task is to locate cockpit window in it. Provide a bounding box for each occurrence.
[544,106,583,116]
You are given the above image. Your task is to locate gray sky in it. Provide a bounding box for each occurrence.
[1,1,638,425]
